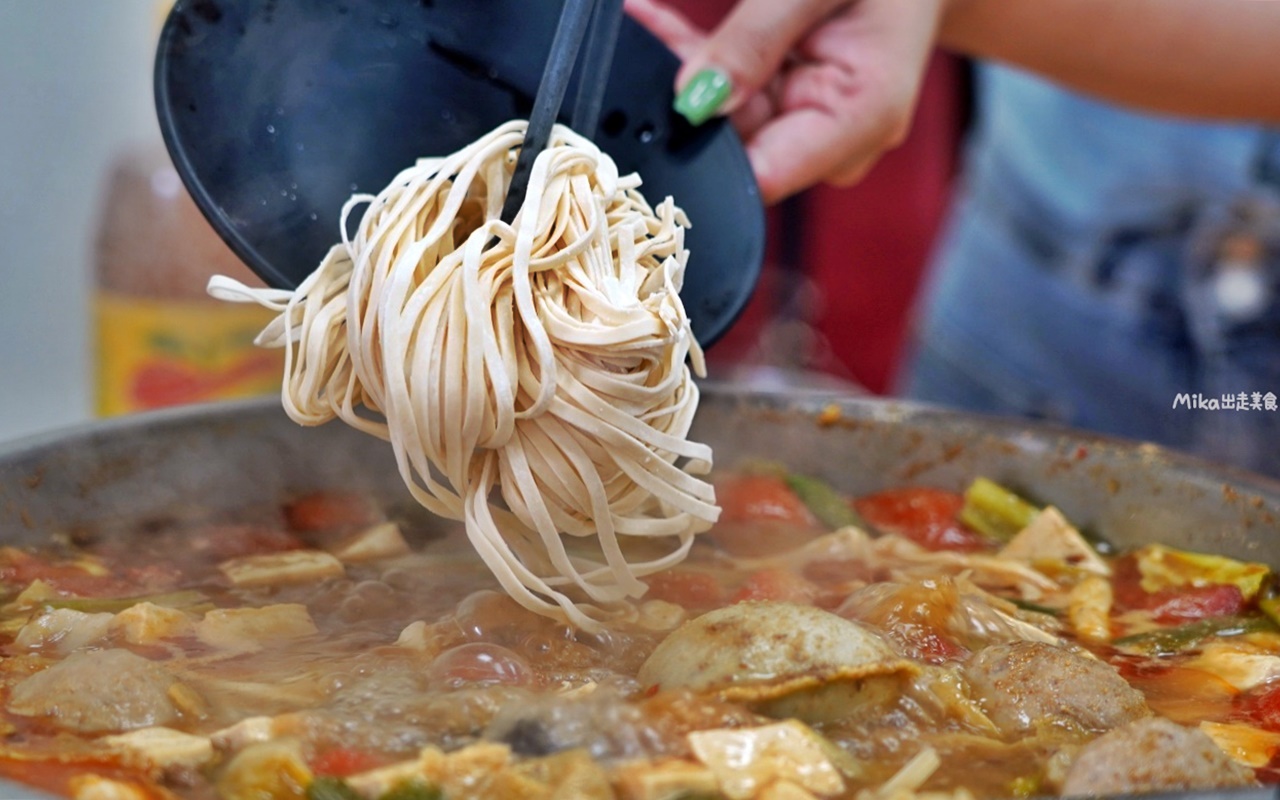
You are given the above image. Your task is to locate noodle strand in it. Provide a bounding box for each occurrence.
[209,121,719,629]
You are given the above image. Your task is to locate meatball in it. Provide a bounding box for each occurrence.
[7,649,181,733]
[1061,717,1256,795]
[963,641,1148,736]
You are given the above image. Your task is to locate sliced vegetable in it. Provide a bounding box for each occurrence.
[998,506,1109,576]
[716,473,815,526]
[35,589,208,615]
[1199,721,1280,767]
[853,488,985,552]
[102,726,214,773]
[783,473,867,530]
[218,549,345,587]
[287,491,382,532]
[1260,577,1280,627]
[1113,615,1277,656]
[688,720,846,799]
[195,604,319,653]
[644,570,727,611]
[1118,661,1239,723]
[1240,681,1280,731]
[1066,575,1111,643]
[308,777,363,800]
[1134,544,1270,600]
[732,568,818,604]
[379,780,443,800]
[311,748,387,778]
[217,739,314,800]
[1007,774,1043,798]
[1186,641,1280,690]
[1148,584,1246,623]
[1009,598,1062,617]
[958,478,1040,542]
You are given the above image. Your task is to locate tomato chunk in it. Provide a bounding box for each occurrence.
[1239,682,1280,731]
[1111,556,1247,620]
[0,548,128,597]
[310,748,386,777]
[716,474,815,525]
[853,488,985,551]
[645,570,726,611]
[286,491,381,532]
[1148,584,1246,623]
[732,568,817,605]
[192,524,305,561]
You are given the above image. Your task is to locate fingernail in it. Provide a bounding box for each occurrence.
[674,67,732,126]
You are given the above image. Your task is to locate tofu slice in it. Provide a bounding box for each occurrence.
[218,550,344,587]
[688,721,845,800]
[195,604,318,653]
[329,522,410,562]
[102,726,214,772]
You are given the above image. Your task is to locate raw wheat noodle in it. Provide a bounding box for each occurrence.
[209,120,719,629]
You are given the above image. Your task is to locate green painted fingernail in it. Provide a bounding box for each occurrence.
[674,68,732,126]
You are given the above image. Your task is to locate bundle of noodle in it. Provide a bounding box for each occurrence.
[209,121,719,630]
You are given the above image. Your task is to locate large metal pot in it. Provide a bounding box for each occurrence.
[4,384,1278,562]
[1,385,1279,799]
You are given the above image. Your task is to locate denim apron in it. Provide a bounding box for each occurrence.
[902,65,1280,477]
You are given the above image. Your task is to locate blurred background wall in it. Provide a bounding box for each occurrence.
[0,0,157,441]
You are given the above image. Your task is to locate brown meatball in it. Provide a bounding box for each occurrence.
[1061,717,1256,795]
[7,648,181,733]
[963,641,1148,736]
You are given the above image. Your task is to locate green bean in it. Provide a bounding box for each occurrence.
[784,473,869,531]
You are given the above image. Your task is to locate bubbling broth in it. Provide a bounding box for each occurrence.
[0,469,1277,800]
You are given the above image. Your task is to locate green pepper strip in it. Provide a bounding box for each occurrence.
[784,474,871,531]
[1260,582,1280,628]
[308,777,363,800]
[37,589,209,615]
[958,477,1040,542]
[1113,614,1278,656]
[378,780,444,800]
[1008,598,1062,617]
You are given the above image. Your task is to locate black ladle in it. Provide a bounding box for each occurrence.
[154,0,765,347]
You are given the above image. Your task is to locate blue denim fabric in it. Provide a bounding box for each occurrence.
[901,66,1280,477]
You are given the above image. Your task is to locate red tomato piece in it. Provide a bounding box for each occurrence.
[310,748,386,777]
[645,570,726,611]
[1239,682,1280,731]
[1110,555,1151,610]
[285,491,381,532]
[732,568,817,605]
[193,524,305,561]
[1111,557,1246,620]
[911,628,970,664]
[0,548,129,596]
[716,475,815,526]
[853,488,985,552]
[1148,584,1246,623]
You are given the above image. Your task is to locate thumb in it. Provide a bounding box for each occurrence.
[674,0,849,125]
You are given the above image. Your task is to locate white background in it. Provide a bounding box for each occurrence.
[0,0,157,443]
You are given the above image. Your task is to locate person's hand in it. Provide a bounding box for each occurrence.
[625,0,946,204]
